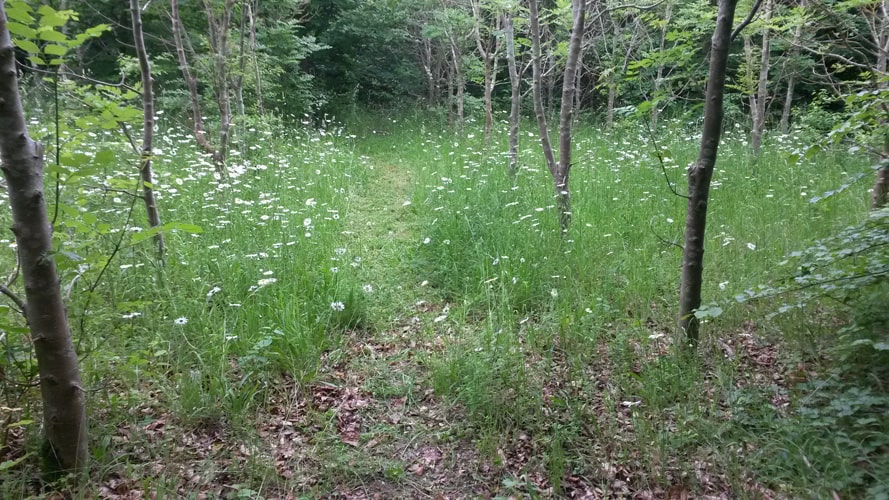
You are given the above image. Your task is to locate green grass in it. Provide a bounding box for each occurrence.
[0,109,885,498]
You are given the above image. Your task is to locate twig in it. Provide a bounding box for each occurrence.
[0,284,26,317]
[731,0,764,41]
[83,184,144,199]
[644,119,689,199]
[649,218,684,251]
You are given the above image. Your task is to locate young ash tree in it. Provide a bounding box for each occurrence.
[0,3,88,474]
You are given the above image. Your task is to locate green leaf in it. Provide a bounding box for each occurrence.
[6,419,34,428]
[42,43,68,56]
[5,3,35,24]
[38,29,67,43]
[13,38,40,54]
[27,55,46,66]
[0,454,30,471]
[5,21,37,39]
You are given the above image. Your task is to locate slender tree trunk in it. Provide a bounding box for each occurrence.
[422,38,436,104]
[530,0,584,233]
[446,51,455,128]
[530,0,558,177]
[204,0,235,169]
[130,0,164,259]
[555,0,586,231]
[249,0,264,117]
[449,38,464,132]
[170,0,217,163]
[678,0,739,346]
[780,0,806,134]
[870,0,889,208]
[751,0,772,154]
[235,0,248,127]
[652,2,672,129]
[471,0,499,145]
[606,76,616,128]
[506,11,521,178]
[0,5,88,474]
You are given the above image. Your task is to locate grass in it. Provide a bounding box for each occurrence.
[0,108,886,498]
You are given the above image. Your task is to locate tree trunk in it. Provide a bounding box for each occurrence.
[471,0,500,145]
[235,0,248,128]
[505,12,521,179]
[870,0,888,208]
[449,38,464,132]
[780,0,805,134]
[678,0,739,346]
[249,0,264,117]
[530,0,558,178]
[130,0,164,259]
[555,0,586,232]
[0,4,88,474]
[530,0,584,233]
[170,0,217,164]
[651,2,672,129]
[751,0,772,154]
[204,0,235,169]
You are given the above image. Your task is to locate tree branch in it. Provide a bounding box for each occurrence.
[0,284,26,316]
[731,0,764,41]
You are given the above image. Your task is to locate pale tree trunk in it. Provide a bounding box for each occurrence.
[0,5,88,474]
[130,0,164,259]
[449,38,464,132]
[235,0,247,126]
[505,11,521,179]
[530,0,585,233]
[780,0,806,134]
[422,38,436,104]
[678,0,739,346]
[750,0,772,154]
[471,0,501,145]
[869,0,889,208]
[249,0,264,117]
[447,54,455,128]
[170,0,218,166]
[204,0,235,169]
[651,2,672,129]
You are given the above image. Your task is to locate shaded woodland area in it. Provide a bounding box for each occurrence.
[0,0,887,497]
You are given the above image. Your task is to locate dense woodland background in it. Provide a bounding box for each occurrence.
[0,0,887,498]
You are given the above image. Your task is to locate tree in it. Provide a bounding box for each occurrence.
[470,0,503,145]
[0,3,88,474]
[130,0,164,258]
[504,5,522,178]
[529,0,585,232]
[744,0,772,154]
[677,0,741,346]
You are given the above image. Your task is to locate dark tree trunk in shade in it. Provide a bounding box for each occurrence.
[0,4,88,474]
[678,0,739,346]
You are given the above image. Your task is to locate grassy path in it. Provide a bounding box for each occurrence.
[291,161,496,497]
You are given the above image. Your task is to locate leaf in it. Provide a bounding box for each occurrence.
[38,29,67,43]
[42,43,68,56]
[5,22,36,39]
[14,38,40,54]
[0,454,30,471]
[6,419,34,428]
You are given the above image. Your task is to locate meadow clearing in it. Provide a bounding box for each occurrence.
[1,111,885,498]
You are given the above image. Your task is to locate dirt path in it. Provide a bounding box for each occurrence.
[265,162,499,497]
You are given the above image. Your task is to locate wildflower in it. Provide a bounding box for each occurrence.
[206,286,222,299]
[330,267,339,273]
[305,198,317,207]
[335,247,347,256]
[303,218,313,227]
[330,301,345,312]
[121,312,142,319]
[174,317,188,325]
[423,237,431,244]
[257,278,277,287]
[747,243,756,251]
[362,284,373,293]
[550,289,559,298]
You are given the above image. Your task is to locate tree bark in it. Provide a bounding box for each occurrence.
[248,0,264,117]
[170,0,217,164]
[505,11,521,179]
[530,0,584,233]
[780,0,806,134]
[870,0,888,208]
[471,0,501,146]
[0,4,88,474]
[555,0,586,231]
[750,0,772,154]
[130,0,164,259]
[651,2,672,129]
[530,0,558,179]
[203,0,235,169]
[678,0,739,346]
